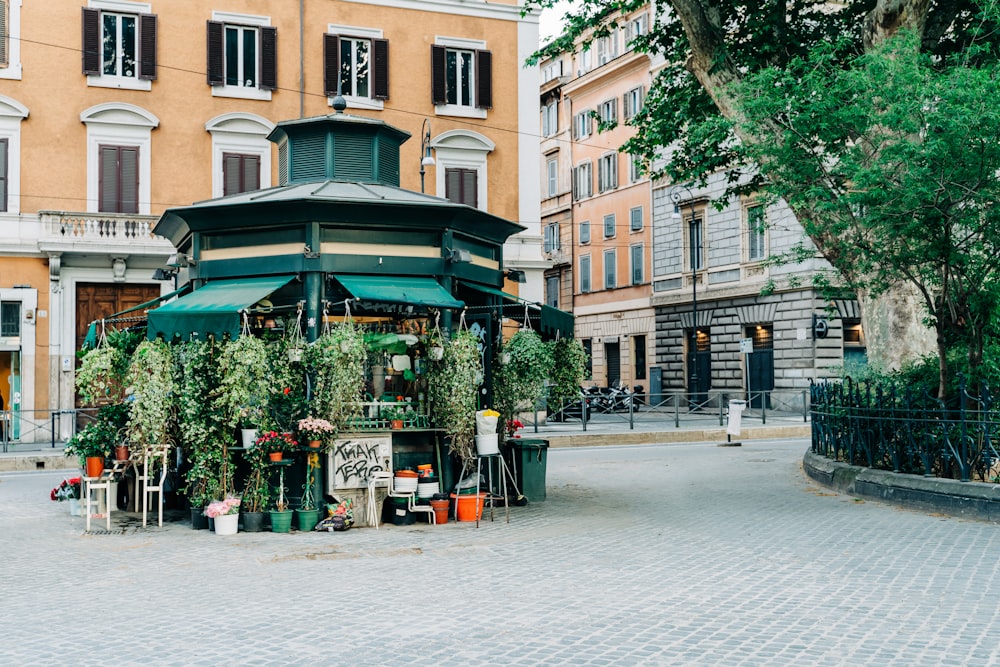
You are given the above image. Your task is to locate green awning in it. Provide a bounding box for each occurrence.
[146,275,296,340]
[334,274,463,309]
[461,281,574,339]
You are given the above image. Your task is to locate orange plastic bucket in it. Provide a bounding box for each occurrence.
[451,493,485,522]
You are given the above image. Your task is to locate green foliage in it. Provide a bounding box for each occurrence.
[63,403,128,467]
[492,329,554,436]
[264,334,308,432]
[428,329,482,462]
[215,334,271,430]
[307,321,367,436]
[175,339,226,508]
[549,338,589,407]
[240,445,272,513]
[124,339,176,447]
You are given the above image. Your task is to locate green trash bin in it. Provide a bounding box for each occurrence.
[510,439,548,502]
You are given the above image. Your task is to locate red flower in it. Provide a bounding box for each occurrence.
[283,387,291,395]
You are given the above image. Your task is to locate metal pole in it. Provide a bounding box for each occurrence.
[689,205,699,410]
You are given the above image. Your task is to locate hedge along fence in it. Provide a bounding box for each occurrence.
[810,377,1000,483]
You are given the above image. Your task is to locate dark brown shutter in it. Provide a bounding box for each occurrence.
[372,38,389,100]
[206,21,223,86]
[476,49,492,109]
[260,26,277,91]
[82,8,101,75]
[223,154,240,196]
[323,34,339,97]
[99,146,116,212]
[244,155,260,192]
[138,13,157,80]
[120,147,138,214]
[431,45,446,105]
[445,168,478,207]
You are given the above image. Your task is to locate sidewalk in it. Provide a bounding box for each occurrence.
[0,410,811,473]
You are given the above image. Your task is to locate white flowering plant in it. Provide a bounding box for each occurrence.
[297,416,335,441]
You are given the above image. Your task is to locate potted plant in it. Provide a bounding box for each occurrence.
[175,339,226,527]
[296,416,335,448]
[428,329,483,465]
[548,337,589,428]
[63,422,111,477]
[256,430,297,462]
[124,339,177,449]
[296,451,322,531]
[204,494,241,536]
[240,446,271,532]
[50,477,82,515]
[380,405,405,430]
[492,329,553,441]
[307,320,367,435]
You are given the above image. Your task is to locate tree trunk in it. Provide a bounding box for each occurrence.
[856,284,936,373]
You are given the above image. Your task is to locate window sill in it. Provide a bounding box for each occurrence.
[434,104,487,120]
[211,86,272,102]
[87,75,151,92]
[0,65,22,80]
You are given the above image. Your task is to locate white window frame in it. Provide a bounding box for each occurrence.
[0,0,23,80]
[0,95,27,215]
[598,98,617,126]
[541,58,562,83]
[206,113,274,199]
[630,206,643,232]
[86,0,151,92]
[542,100,558,137]
[596,31,618,66]
[544,223,559,253]
[574,110,591,140]
[81,102,159,215]
[573,161,592,200]
[604,248,617,289]
[211,11,272,102]
[630,243,644,285]
[431,129,494,210]
[626,13,648,50]
[603,213,616,239]
[577,46,591,75]
[579,254,592,293]
[328,24,384,111]
[746,202,768,262]
[579,220,591,245]
[545,275,559,308]
[598,153,617,193]
[629,155,643,183]
[624,86,644,120]
[546,158,558,197]
[434,36,487,120]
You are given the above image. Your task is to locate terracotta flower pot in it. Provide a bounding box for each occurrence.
[268,451,283,462]
[114,445,129,461]
[307,439,322,449]
[85,456,104,478]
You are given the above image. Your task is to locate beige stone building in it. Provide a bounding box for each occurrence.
[0,0,543,442]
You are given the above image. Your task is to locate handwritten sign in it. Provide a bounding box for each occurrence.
[327,436,392,489]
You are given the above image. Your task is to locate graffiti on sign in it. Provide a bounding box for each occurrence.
[327,437,391,489]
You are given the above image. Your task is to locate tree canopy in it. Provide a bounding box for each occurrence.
[527,0,1000,396]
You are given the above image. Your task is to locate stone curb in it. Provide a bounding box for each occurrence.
[545,424,811,448]
[803,450,1000,523]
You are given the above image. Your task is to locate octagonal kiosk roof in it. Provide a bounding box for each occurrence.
[149,110,529,341]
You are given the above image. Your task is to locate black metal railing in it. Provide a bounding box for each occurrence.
[810,377,1000,483]
[534,388,810,432]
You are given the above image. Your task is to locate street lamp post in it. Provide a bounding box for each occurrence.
[419,119,435,193]
[670,185,699,406]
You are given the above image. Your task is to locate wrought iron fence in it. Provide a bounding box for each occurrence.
[534,388,810,432]
[810,377,1000,483]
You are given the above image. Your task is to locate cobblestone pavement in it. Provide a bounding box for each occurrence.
[3,438,1000,666]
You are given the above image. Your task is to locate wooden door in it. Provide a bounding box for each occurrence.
[75,283,160,352]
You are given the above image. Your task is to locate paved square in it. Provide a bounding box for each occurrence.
[2,439,999,666]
